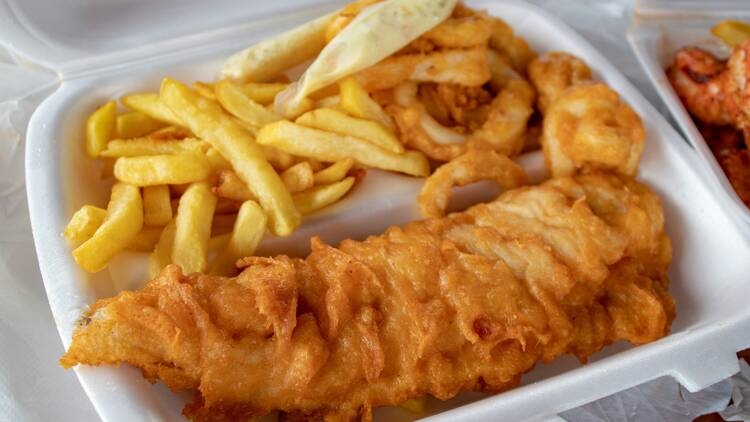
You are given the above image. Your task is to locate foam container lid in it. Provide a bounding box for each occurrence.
[12,0,750,421]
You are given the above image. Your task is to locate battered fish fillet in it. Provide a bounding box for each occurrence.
[61,171,673,421]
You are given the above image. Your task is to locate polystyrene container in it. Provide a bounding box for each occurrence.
[627,0,750,228]
[14,0,750,421]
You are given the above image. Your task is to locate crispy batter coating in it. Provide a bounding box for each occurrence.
[62,171,672,422]
[529,51,593,114]
[355,46,491,92]
[542,83,645,177]
[418,150,528,218]
[386,55,535,161]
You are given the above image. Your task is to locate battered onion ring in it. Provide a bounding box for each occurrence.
[543,83,645,177]
[418,149,528,218]
[528,52,593,114]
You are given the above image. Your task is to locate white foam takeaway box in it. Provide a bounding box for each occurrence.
[627,0,750,227]
[11,0,750,420]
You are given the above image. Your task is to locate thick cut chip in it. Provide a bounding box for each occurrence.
[116,112,166,138]
[296,108,403,153]
[114,152,210,186]
[215,79,283,127]
[172,182,217,273]
[213,170,255,202]
[712,20,750,47]
[143,185,173,226]
[72,183,143,272]
[339,77,395,130]
[242,83,289,105]
[160,78,300,236]
[85,101,116,158]
[121,93,184,126]
[293,177,355,215]
[209,200,268,276]
[314,159,354,185]
[257,121,429,177]
[100,138,203,157]
[64,205,107,243]
[281,161,315,193]
[126,226,164,252]
[147,220,176,279]
[193,82,216,100]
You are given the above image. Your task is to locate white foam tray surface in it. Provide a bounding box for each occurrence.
[23,1,750,421]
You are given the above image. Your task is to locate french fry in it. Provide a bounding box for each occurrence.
[314,158,354,185]
[212,213,237,236]
[209,200,267,276]
[85,100,116,158]
[281,161,314,193]
[148,220,176,279]
[193,82,216,100]
[126,226,164,252]
[215,198,243,214]
[256,121,430,177]
[296,107,404,153]
[213,170,255,202]
[208,233,231,255]
[214,79,282,127]
[712,20,750,47]
[170,183,191,197]
[143,185,172,226]
[160,78,300,236]
[220,11,337,82]
[260,145,296,170]
[100,138,203,157]
[294,177,355,215]
[116,111,166,138]
[148,125,192,140]
[114,152,210,186]
[72,183,143,272]
[242,82,289,105]
[121,93,184,126]
[205,147,232,172]
[172,182,217,273]
[339,77,395,131]
[316,95,341,109]
[64,205,107,242]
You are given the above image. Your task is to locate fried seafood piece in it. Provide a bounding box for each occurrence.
[726,38,750,130]
[488,15,537,74]
[542,83,645,177]
[528,52,593,114]
[355,46,492,92]
[62,170,672,421]
[418,149,528,218]
[387,54,535,161]
[667,46,739,127]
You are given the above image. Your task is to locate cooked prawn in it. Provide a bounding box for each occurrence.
[667,46,738,127]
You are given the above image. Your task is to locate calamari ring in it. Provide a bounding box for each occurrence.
[542,83,645,177]
[388,62,535,162]
[418,149,528,218]
[528,52,593,114]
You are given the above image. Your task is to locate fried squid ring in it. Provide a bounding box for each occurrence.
[543,83,645,177]
[528,51,593,114]
[418,149,527,218]
[388,57,535,162]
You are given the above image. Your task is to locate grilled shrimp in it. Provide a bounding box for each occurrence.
[667,46,738,126]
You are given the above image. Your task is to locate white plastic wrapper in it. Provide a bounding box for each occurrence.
[0,1,748,421]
